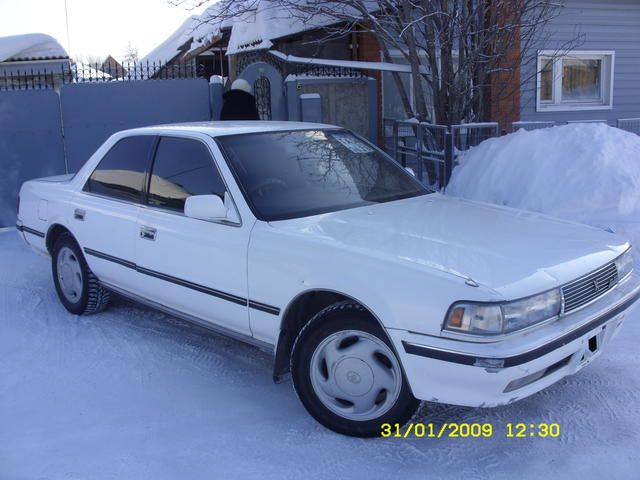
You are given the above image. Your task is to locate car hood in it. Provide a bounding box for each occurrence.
[270,193,629,299]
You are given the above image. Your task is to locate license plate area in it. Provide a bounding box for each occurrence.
[579,327,606,366]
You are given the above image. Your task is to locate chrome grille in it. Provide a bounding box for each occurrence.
[562,262,618,313]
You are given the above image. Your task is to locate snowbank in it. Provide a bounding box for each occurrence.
[0,33,67,62]
[447,123,640,250]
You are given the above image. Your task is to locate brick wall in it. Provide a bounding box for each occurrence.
[486,53,521,131]
[485,7,522,131]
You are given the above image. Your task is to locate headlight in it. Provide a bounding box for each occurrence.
[615,249,633,281]
[444,289,562,336]
[501,289,561,333]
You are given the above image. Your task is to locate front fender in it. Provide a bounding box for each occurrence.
[247,221,496,344]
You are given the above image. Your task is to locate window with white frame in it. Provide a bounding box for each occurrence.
[537,50,615,111]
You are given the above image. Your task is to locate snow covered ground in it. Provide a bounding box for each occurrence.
[1,229,639,479]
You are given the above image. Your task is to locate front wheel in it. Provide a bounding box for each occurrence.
[291,301,419,437]
[52,233,111,315]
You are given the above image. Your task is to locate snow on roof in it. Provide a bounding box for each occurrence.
[143,0,380,62]
[141,16,205,65]
[0,33,68,62]
[140,1,233,66]
[73,63,112,82]
[226,1,373,55]
[226,3,332,55]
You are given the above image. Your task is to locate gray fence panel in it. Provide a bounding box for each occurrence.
[617,118,640,135]
[0,90,66,227]
[60,79,212,172]
[209,77,224,120]
[512,121,555,132]
[285,77,378,143]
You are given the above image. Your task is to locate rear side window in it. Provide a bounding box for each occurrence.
[147,137,226,212]
[84,136,156,202]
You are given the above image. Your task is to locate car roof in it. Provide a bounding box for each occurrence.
[120,121,340,138]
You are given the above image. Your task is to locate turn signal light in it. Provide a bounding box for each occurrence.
[449,307,465,328]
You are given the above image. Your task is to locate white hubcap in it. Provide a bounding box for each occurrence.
[57,247,83,303]
[310,330,402,421]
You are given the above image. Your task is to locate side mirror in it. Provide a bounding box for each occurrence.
[184,194,228,221]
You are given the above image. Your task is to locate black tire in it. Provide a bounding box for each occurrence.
[291,301,419,437]
[52,232,111,315]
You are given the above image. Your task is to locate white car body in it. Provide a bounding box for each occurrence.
[16,121,640,408]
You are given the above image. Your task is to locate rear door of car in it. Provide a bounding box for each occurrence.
[133,134,252,336]
[72,134,157,292]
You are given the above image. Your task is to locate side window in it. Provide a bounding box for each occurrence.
[84,136,156,202]
[148,137,226,212]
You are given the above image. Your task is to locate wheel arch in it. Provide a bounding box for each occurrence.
[46,223,74,254]
[273,288,388,382]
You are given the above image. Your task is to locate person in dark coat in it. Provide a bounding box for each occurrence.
[220,78,260,121]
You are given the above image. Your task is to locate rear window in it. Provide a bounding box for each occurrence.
[84,136,156,202]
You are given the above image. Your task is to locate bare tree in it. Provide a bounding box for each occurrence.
[173,0,579,125]
[74,54,103,65]
[122,42,139,65]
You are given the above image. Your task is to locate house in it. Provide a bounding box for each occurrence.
[516,0,640,128]
[101,55,127,78]
[141,2,384,142]
[0,33,71,90]
[139,12,231,79]
[145,0,640,139]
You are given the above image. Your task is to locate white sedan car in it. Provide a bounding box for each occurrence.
[16,121,640,437]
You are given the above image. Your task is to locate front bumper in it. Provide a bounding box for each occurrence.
[388,273,640,407]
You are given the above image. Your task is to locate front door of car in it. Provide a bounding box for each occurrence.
[73,135,157,293]
[134,135,252,336]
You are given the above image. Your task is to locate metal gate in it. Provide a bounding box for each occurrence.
[391,120,500,191]
[254,76,272,120]
[237,61,287,120]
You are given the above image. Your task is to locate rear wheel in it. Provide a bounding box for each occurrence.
[52,233,111,315]
[291,301,419,437]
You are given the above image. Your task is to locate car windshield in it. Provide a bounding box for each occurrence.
[216,129,428,221]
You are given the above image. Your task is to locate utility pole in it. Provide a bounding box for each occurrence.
[63,0,71,55]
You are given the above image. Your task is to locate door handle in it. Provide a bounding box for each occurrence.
[74,209,85,221]
[140,226,157,241]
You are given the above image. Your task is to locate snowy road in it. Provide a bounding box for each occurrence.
[1,230,639,479]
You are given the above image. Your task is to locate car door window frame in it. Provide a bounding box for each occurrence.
[82,134,159,206]
[142,134,242,228]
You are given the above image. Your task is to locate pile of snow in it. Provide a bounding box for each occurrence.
[0,33,67,62]
[447,123,640,249]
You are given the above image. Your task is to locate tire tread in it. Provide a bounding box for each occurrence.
[52,232,111,315]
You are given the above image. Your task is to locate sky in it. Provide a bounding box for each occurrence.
[0,0,207,61]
